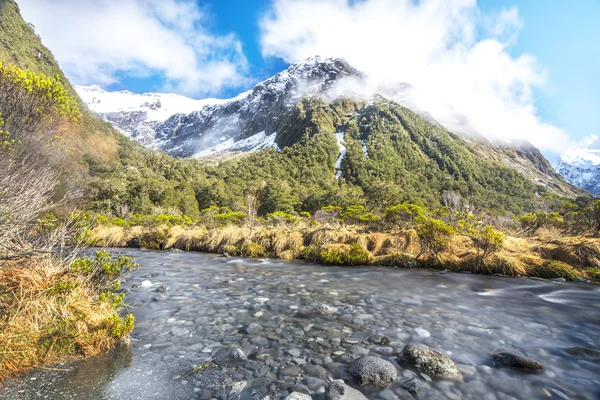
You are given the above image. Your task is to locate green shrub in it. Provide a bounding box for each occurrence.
[472,225,505,265]
[384,203,427,227]
[341,205,367,224]
[317,243,372,266]
[214,211,246,226]
[266,211,298,225]
[415,217,455,262]
[221,244,240,256]
[359,213,381,224]
[241,241,267,257]
[128,228,170,250]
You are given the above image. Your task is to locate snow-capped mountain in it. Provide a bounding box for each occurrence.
[153,56,363,157]
[75,85,237,147]
[77,56,365,157]
[555,134,600,195]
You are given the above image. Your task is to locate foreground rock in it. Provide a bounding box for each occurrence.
[214,347,248,367]
[397,344,462,381]
[346,356,398,387]
[492,351,544,372]
[326,381,369,400]
[565,346,600,357]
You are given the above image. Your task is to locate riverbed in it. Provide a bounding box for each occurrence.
[1,249,599,399]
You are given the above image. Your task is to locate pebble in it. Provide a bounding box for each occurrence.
[414,328,431,338]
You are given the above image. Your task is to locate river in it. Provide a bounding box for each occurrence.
[1,249,599,399]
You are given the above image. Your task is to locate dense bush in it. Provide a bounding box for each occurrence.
[472,226,505,265]
[315,243,372,266]
[415,217,456,263]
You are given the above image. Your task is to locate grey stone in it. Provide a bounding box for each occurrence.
[400,376,426,397]
[214,348,248,367]
[244,323,264,334]
[325,381,369,400]
[492,351,544,372]
[303,364,330,380]
[346,356,398,388]
[287,348,302,357]
[397,344,462,381]
[280,366,302,377]
[156,285,170,292]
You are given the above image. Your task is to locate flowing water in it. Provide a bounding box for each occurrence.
[2,249,600,400]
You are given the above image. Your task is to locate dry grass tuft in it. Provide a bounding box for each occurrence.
[0,256,133,380]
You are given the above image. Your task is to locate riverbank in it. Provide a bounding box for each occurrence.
[92,224,600,282]
[0,252,137,381]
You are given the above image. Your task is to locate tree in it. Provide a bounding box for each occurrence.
[258,181,299,215]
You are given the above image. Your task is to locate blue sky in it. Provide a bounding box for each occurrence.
[19,0,599,156]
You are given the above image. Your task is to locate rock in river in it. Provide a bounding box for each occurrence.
[311,304,335,316]
[397,344,462,381]
[214,347,248,367]
[326,381,369,400]
[346,356,398,388]
[492,351,544,372]
[565,346,600,357]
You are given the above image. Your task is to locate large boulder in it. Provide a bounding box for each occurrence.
[214,347,248,367]
[397,344,462,381]
[326,381,369,400]
[346,356,398,388]
[492,352,544,372]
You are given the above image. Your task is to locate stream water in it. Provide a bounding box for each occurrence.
[1,249,599,400]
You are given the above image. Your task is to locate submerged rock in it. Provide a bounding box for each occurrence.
[243,323,263,334]
[312,304,335,316]
[214,347,248,367]
[346,356,398,388]
[397,345,462,381]
[492,351,544,372]
[326,381,369,400]
[156,285,170,292]
[565,346,600,357]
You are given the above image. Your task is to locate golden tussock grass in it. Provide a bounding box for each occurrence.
[0,257,131,381]
[92,224,600,281]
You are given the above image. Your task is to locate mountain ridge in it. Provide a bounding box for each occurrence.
[556,134,600,195]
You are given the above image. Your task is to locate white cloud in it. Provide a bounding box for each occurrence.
[18,0,249,96]
[260,0,570,154]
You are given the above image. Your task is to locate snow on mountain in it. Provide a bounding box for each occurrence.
[555,134,600,194]
[193,131,279,159]
[75,84,244,147]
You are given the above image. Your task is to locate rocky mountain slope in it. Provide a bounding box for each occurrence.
[76,55,580,199]
[555,134,600,195]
